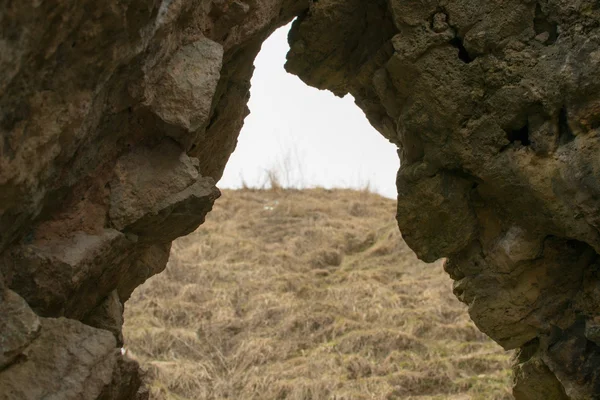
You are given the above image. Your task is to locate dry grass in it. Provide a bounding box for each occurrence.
[123,188,512,400]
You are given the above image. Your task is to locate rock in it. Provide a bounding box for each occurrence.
[82,290,124,346]
[0,0,304,394]
[287,0,600,397]
[542,323,600,399]
[108,140,220,242]
[513,343,569,400]
[1,229,132,319]
[451,237,596,350]
[116,243,172,303]
[584,317,600,346]
[100,353,147,400]
[432,13,450,33]
[0,318,133,400]
[396,171,477,262]
[0,289,41,369]
[145,38,223,147]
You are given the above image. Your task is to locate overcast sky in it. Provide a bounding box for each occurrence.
[218,23,399,199]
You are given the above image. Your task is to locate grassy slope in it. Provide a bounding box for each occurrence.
[123,189,512,400]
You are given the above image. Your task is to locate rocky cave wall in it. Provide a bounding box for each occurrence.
[1,0,600,399]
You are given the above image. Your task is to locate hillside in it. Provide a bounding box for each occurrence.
[123,189,512,399]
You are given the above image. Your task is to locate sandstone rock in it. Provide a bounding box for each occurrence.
[145,38,223,147]
[82,290,125,346]
[0,289,41,369]
[396,171,477,262]
[542,323,600,399]
[451,237,596,350]
[0,318,132,400]
[513,343,569,400]
[287,0,600,397]
[108,140,220,242]
[100,354,147,400]
[1,229,131,319]
[585,317,600,346]
[0,0,162,253]
[117,243,172,302]
[0,0,303,396]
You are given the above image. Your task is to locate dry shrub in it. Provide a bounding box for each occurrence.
[123,188,512,400]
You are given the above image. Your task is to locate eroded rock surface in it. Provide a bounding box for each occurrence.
[286,0,600,398]
[0,317,144,400]
[1,0,600,398]
[0,0,304,397]
[0,287,41,369]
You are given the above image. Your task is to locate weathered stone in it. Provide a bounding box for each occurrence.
[396,171,477,262]
[585,317,600,346]
[0,318,122,400]
[83,290,124,346]
[542,323,600,399]
[451,237,596,350]
[0,0,304,396]
[145,38,223,147]
[513,344,569,400]
[108,140,220,242]
[0,289,41,369]
[287,0,600,397]
[116,243,172,302]
[1,229,132,319]
[99,353,147,400]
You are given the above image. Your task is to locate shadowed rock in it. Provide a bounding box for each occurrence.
[286,1,600,397]
[0,318,144,400]
[0,289,41,369]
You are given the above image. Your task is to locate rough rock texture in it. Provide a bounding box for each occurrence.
[1,0,600,398]
[0,0,306,397]
[0,316,145,400]
[0,287,41,369]
[286,0,600,398]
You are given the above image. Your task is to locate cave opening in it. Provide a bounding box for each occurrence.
[218,23,399,198]
[449,37,475,64]
[120,21,512,400]
[506,123,531,146]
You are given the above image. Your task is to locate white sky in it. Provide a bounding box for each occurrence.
[218,23,399,199]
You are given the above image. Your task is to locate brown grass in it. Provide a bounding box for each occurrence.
[123,188,512,400]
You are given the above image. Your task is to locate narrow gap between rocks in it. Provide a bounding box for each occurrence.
[449,37,475,64]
